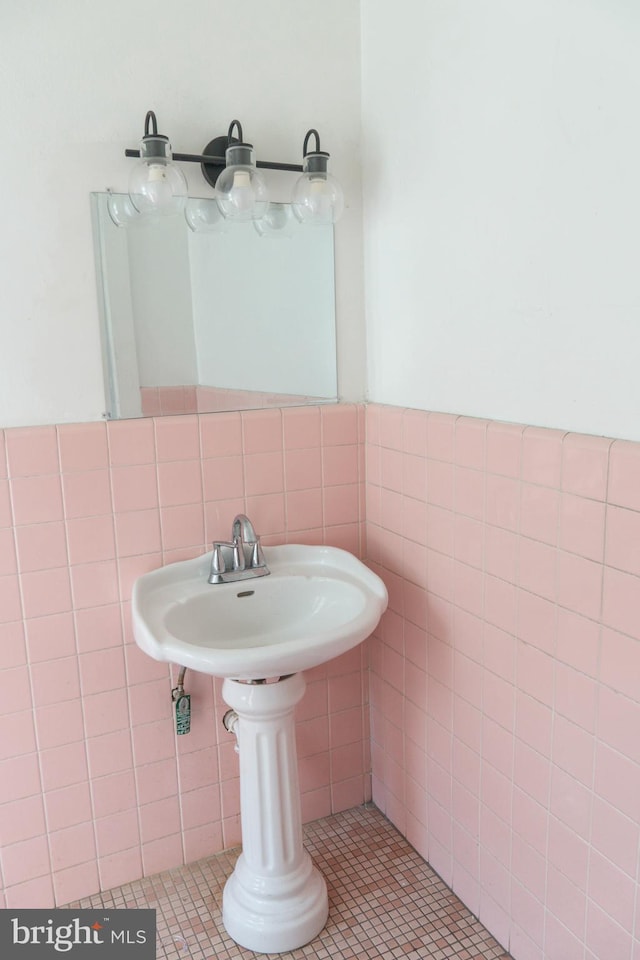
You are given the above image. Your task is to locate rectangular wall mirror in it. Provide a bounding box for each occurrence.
[91,193,338,419]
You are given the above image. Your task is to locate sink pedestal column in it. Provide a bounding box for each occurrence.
[221,673,328,953]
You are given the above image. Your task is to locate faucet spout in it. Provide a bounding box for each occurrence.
[232,514,258,544]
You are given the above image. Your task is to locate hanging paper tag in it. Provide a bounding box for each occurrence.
[174,694,191,735]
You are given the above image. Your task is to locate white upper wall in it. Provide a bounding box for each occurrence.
[0,0,364,427]
[361,0,640,441]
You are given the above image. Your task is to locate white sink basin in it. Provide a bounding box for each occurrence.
[132,544,388,679]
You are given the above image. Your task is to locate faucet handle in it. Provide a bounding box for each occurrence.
[211,543,226,575]
[250,539,266,569]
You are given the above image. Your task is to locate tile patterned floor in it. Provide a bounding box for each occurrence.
[69,806,512,959]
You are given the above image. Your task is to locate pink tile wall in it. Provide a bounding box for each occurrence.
[366,405,640,960]
[0,404,366,908]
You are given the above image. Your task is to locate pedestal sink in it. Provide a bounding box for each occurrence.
[132,544,388,953]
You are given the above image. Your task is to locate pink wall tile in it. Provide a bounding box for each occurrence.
[45,782,93,833]
[0,479,12,527]
[114,509,162,557]
[486,474,519,532]
[15,522,67,572]
[6,427,59,477]
[554,663,597,732]
[286,488,323,532]
[586,903,634,960]
[66,515,116,565]
[608,440,640,511]
[597,685,640,765]
[605,504,640,577]
[599,626,640,701]
[402,452,427,501]
[0,794,46,845]
[285,446,322,490]
[11,474,64,525]
[486,422,523,479]
[2,836,51,887]
[40,741,88,792]
[518,538,557,602]
[87,730,134,779]
[0,753,41,805]
[588,850,636,932]
[559,493,605,561]
[141,833,183,877]
[321,405,359,447]
[552,713,594,785]
[95,809,140,858]
[520,484,559,545]
[242,409,283,454]
[154,415,200,461]
[157,460,202,507]
[378,406,405,451]
[561,433,611,501]
[202,456,244,501]
[70,560,119,609]
[58,423,108,473]
[110,464,158,513]
[283,407,321,450]
[602,566,640,640]
[79,648,126,697]
[454,466,485,520]
[322,444,360,487]
[4,875,55,909]
[380,447,404,493]
[521,427,565,488]
[108,418,156,466]
[160,504,204,552]
[557,552,603,620]
[92,771,137,819]
[516,590,556,654]
[62,470,112,520]
[590,797,639,879]
[98,848,143,892]
[244,492,286,538]
[22,568,72,619]
[52,861,100,906]
[426,460,454,509]
[244,450,284,496]
[31,656,80,706]
[455,417,487,470]
[401,408,428,458]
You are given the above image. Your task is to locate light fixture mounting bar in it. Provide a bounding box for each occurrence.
[124,148,303,173]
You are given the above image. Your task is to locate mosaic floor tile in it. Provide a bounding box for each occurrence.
[69,806,512,959]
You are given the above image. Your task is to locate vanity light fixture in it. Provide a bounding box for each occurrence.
[123,111,344,225]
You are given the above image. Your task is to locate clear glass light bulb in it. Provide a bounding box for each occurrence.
[128,135,188,217]
[292,170,344,225]
[215,143,269,221]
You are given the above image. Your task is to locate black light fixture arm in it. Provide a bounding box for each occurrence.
[303,129,321,156]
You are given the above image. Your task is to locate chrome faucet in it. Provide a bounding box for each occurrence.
[208,514,270,585]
